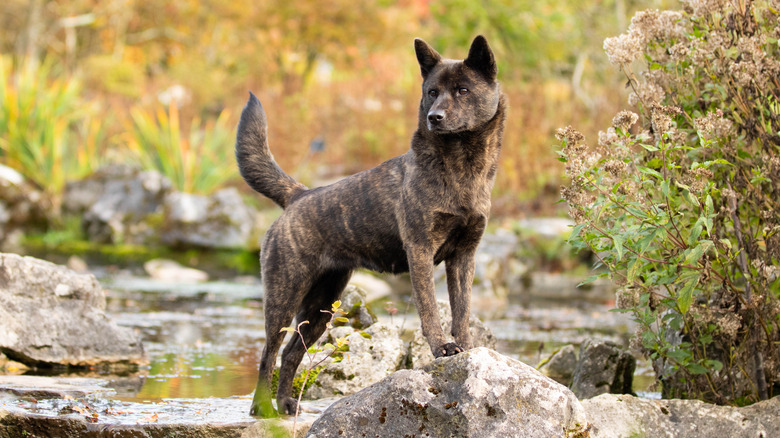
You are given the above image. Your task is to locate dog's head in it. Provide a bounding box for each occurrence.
[414,35,501,134]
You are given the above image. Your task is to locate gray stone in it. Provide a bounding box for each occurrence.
[0,375,115,399]
[571,339,635,400]
[338,285,377,329]
[62,164,137,214]
[82,167,172,244]
[0,253,144,367]
[582,393,780,438]
[144,258,209,283]
[305,323,406,399]
[161,188,257,249]
[539,344,578,386]
[408,300,496,369]
[0,164,49,249]
[306,348,590,438]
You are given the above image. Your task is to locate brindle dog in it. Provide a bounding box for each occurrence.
[236,35,507,417]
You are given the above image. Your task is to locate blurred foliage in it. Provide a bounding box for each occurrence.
[125,103,236,194]
[0,56,109,204]
[0,0,675,213]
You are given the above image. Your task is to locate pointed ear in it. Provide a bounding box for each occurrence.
[414,38,442,78]
[464,35,497,81]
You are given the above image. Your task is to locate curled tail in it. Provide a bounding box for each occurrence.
[235,92,307,208]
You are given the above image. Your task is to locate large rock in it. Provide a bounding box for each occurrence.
[0,164,49,250]
[408,300,496,369]
[161,188,258,249]
[539,344,578,386]
[0,253,144,367]
[306,348,590,438]
[582,394,780,438]
[305,323,406,399]
[81,167,172,244]
[571,339,636,400]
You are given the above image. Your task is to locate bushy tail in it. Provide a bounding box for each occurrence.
[235,92,306,208]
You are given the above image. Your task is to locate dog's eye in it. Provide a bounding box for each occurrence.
[457,88,469,96]
[428,89,438,98]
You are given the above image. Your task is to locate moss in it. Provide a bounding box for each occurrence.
[21,230,260,275]
[271,366,324,398]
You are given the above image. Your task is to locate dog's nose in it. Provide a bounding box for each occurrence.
[427,110,445,124]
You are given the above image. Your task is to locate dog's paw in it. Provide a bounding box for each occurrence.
[434,342,464,358]
[279,396,299,416]
[249,400,278,418]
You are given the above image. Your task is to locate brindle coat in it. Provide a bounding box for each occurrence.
[236,35,507,417]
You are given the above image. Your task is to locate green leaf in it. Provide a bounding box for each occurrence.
[613,234,625,261]
[688,363,709,375]
[358,332,373,339]
[661,179,670,198]
[667,349,691,362]
[677,275,699,314]
[684,240,712,265]
[688,217,705,246]
[335,316,350,323]
[639,166,663,179]
[578,272,608,287]
[627,256,642,283]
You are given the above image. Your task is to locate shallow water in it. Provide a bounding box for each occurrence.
[6,268,653,413]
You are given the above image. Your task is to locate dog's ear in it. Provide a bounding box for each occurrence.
[414,38,442,79]
[464,35,497,81]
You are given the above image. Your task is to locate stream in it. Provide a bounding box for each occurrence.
[2,265,655,426]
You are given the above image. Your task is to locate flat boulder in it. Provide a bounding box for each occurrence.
[306,347,590,438]
[0,253,144,367]
[161,188,258,249]
[582,393,780,438]
[571,339,635,399]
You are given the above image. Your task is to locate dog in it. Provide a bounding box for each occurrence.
[236,35,507,417]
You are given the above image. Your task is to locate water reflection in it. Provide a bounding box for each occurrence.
[88,272,648,401]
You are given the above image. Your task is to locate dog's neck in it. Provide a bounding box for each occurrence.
[411,92,507,179]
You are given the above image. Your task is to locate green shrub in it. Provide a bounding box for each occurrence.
[559,1,779,404]
[0,57,107,203]
[125,103,238,194]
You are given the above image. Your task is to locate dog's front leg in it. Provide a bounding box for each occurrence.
[445,248,477,350]
[407,246,463,357]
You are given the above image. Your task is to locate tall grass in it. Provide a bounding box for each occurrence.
[125,103,238,194]
[0,57,106,201]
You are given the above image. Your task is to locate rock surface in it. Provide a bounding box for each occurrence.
[0,253,144,367]
[305,323,406,399]
[81,167,172,245]
[161,188,258,249]
[582,393,780,438]
[338,285,377,329]
[143,258,209,283]
[0,375,316,438]
[0,164,49,251]
[571,339,635,399]
[306,348,590,438]
[539,344,578,386]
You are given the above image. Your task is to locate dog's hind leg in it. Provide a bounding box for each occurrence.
[250,262,311,417]
[275,268,352,415]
